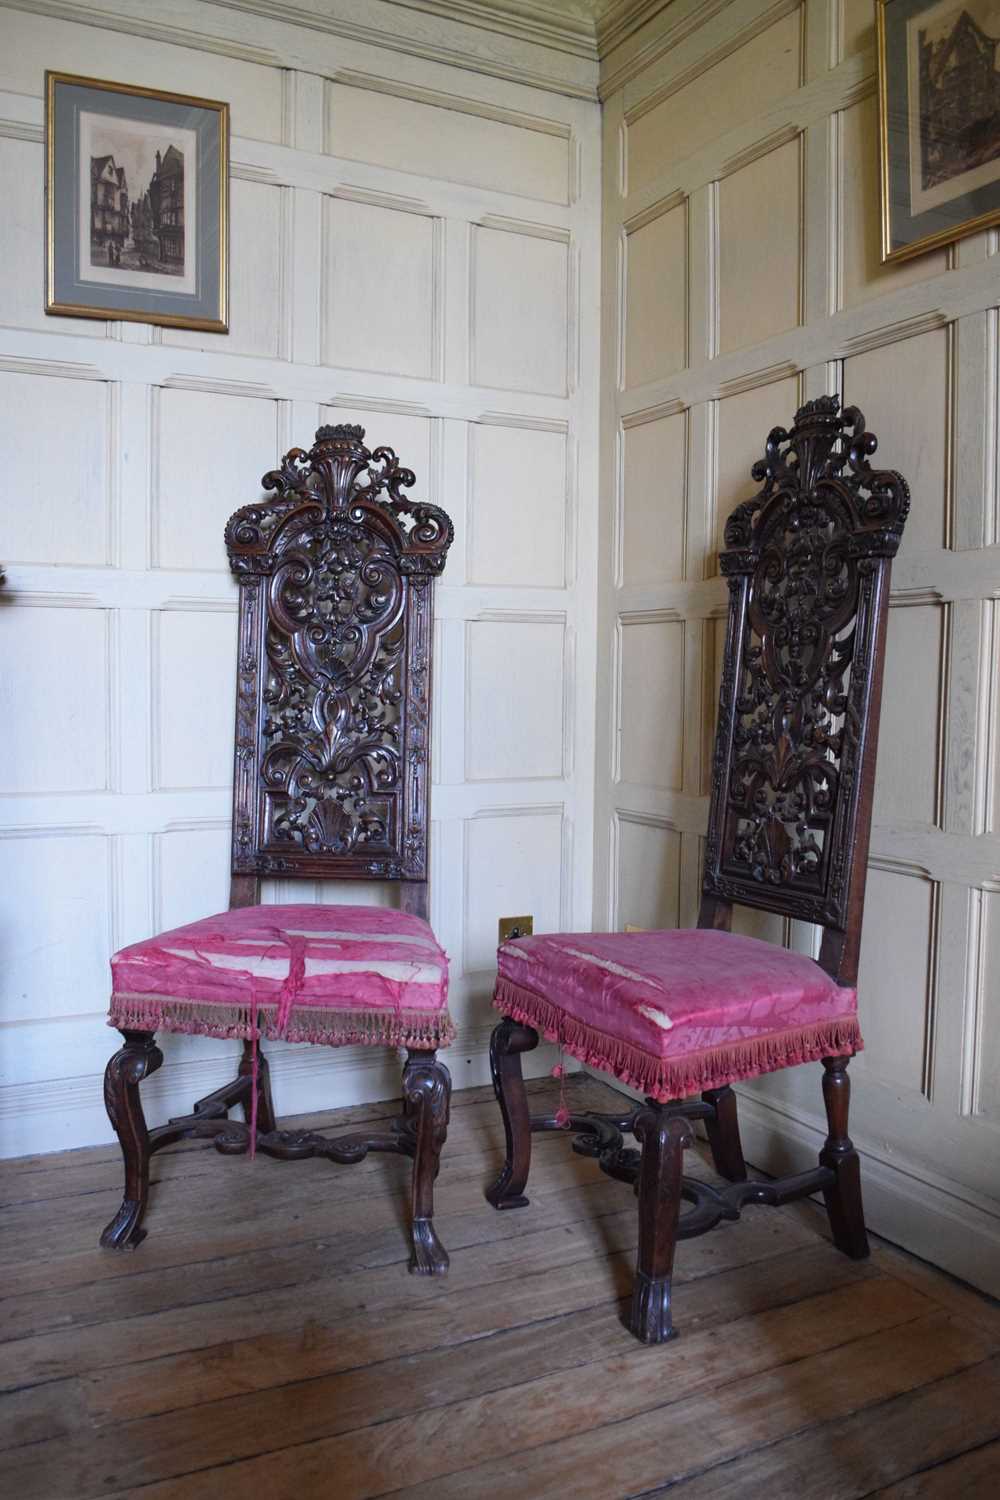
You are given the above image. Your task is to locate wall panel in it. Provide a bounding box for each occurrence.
[323,197,437,379]
[472,225,569,395]
[613,813,680,930]
[0,832,111,1026]
[618,616,684,790]
[464,809,564,973]
[155,389,279,571]
[326,82,570,203]
[718,135,801,356]
[620,409,687,584]
[0,370,111,565]
[467,421,567,588]
[623,202,686,389]
[1,607,109,794]
[465,617,565,781]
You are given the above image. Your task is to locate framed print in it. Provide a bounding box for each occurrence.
[46,72,228,330]
[877,0,1000,263]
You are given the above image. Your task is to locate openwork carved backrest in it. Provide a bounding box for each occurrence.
[702,397,909,982]
[225,425,453,886]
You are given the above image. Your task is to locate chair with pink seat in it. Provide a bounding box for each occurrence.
[101,424,455,1274]
[486,396,909,1341]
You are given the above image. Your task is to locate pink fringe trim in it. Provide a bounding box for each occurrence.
[109,992,455,1051]
[493,977,863,1101]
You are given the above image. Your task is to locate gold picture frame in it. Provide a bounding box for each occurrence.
[46,71,229,331]
[877,0,1000,264]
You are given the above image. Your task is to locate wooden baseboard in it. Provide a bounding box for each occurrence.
[0,1026,561,1160]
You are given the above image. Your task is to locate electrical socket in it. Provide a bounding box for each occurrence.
[498,914,534,944]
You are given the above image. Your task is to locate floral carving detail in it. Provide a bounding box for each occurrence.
[704,397,909,925]
[226,426,453,878]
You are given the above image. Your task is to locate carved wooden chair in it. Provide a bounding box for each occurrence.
[487,397,909,1341]
[101,425,455,1273]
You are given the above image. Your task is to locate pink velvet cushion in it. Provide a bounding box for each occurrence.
[495,928,861,1101]
[110,903,452,1050]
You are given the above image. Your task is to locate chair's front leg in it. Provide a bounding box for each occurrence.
[629,1107,693,1343]
[702,1084,748,1182]
[403,1049,451,1275]
[820,1055,869,1259]
[237,1039,277,1135]
[100,1029,163,1250]
[485,1017,538,1210]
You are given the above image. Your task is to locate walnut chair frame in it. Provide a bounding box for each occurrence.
[487,397,910,1339]
[101,425,455,1273]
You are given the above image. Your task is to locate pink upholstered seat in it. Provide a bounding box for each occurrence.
[495,928,861,1101]
[110,903,452,1051]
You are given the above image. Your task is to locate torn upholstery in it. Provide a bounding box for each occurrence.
[110,903,452,1050]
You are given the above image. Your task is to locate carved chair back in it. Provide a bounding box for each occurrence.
[700,397,909,985]
[224,425,454,919]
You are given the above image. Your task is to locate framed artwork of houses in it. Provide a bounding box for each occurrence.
[877,0,1000,263]
[46,73,228,330]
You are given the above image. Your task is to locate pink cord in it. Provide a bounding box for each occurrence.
[249,980,259,1161]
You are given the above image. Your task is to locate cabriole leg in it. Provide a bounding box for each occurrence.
[820,1055,869,1260]
[702,1084,748,1182]
[629,1108,692,1344]
[485,1017,538,1210]
[403,1049,451,1275]
[100,1029,163,1250]
[238,1039,277,1135]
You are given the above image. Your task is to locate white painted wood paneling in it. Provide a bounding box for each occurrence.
[471,224,569,395]
[465,617,565,781]
[618,615,684,790]
[464,808,565,972]
[467,421,568,588]
[326,81,571,204]
[0,370,111,564]
[620,408,687,584]
[323,197,438,379]
[154,389,279,570]
[623,201,686,388]
[718,135,801,356]
[1,607,110,793]
[613,813,680,930]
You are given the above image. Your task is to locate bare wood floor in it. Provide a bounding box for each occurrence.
[2,1073,1000,1499]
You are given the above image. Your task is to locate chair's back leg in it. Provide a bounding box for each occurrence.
[629,1108,693,1343]
[702,1084,748,1181]
[100,1029,162,1250]
[403,1049,451,1275]
[819,1055,870,1259]
[485,1017,538,1210]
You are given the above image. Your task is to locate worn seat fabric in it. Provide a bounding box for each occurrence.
[495,928,861,1101]
[110,903,452,1050]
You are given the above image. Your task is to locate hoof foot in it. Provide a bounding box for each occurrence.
[628,1271,677,1344]
[100,1199,148,1250]
[409,1217,449,1275]
[485,1171,529,1210]
[486,1188,530,1210]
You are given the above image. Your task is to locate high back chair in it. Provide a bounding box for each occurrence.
[487,396,909,1341]
[101,425,455,1273]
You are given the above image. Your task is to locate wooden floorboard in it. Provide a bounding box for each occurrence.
[1,1074,998,1499]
